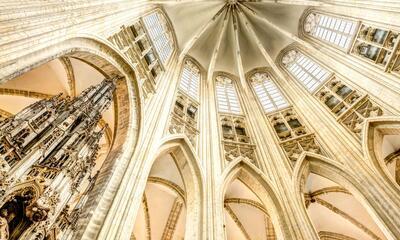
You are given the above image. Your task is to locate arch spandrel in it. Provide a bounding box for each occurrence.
[362,117,400,192]
[147,135,204,240]
[293,152,400,240]
[219,158,300,240]
[0,35,143,240]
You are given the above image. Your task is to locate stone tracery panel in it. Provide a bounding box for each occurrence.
[169,91,199,146]
[168,58,200,147]
[268,108,327,164]
[108,21,162,99]
[315,76,384,138]
[303,11,358,51]
[220,114,257,164]
[215,74,258,166]
[351,23,400,76]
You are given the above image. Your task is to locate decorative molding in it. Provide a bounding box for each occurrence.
[143,193,151,240]
[318,231,358,240]
[384,149,400,165]
[315,197,381,240]
[224,203,251,240]
[265,214,276,240]
[161,198,183,240]
[0,108,12,118]
[225,198,269,216]
[147,176,185,201]
[0,88,53,99]
[59,57,76,97]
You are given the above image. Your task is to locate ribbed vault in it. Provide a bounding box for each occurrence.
[161,0,306,75]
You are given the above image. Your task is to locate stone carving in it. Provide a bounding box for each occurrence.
[0,215,8,240]
[315,77,384,138]
[108,20,163,99]
[268,108,326,164]
[169,91,199,146]
[304,13,318,34]
[0,79,115,239]
[220,114,257,165]
[351,23,400,75]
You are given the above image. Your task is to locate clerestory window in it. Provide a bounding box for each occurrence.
[250,72,288,113]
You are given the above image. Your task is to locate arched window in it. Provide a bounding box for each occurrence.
[215,75,241,114]
[250,72,288,113]
[169,58,201,146]
[179,59,200,100]
[143,11,173,64]
[304,12,357,50]
[282,50,331,92]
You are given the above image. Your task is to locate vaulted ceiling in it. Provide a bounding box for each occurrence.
[161,0,307,75]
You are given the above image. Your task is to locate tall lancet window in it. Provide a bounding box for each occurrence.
[250,72,288,113]
[282,50,331,92]
[168,58,201,146]
[143,12,173,64]
[304,12,357,50]
[179,60,200,100]
[215,75,241,114]
[215,74,257,165]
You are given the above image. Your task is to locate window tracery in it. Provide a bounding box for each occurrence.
[168,58,200,146]
[315,76,384,138]
[215,75,241,114]
[304,12,357,50]
[179,60,200,101]
[351,23,400,75]
[303,10,400,76]
[268,108,327,164]
[250,72,288,113]
[215,74,257,166]
[282,50,331,92]
[108,12,168,97]
[143,12,173,65]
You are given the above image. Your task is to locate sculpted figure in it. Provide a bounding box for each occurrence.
[0,210,9,240]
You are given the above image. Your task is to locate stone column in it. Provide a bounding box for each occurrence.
[92,55,182,240]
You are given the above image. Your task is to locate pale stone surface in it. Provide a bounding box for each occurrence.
[0,1,400,240]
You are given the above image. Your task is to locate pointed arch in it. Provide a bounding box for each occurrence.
[219,158,294,239]
[142,7,178,66]
[245,67,289,113]
[214,71,242,114]
[178,55,203,101]
[0,34,143,239]
[149,134,204,240]
[245,67,274,80]
[213,71,240,83]
[183,54,206,74]
[363,117,400,191]
[298,7,358,52]
[276,43,331,92]
[0,178,45,207]
[293,152,398,240]
[275,42,301,68]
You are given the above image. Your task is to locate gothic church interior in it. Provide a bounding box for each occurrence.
[0,1,400,240]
